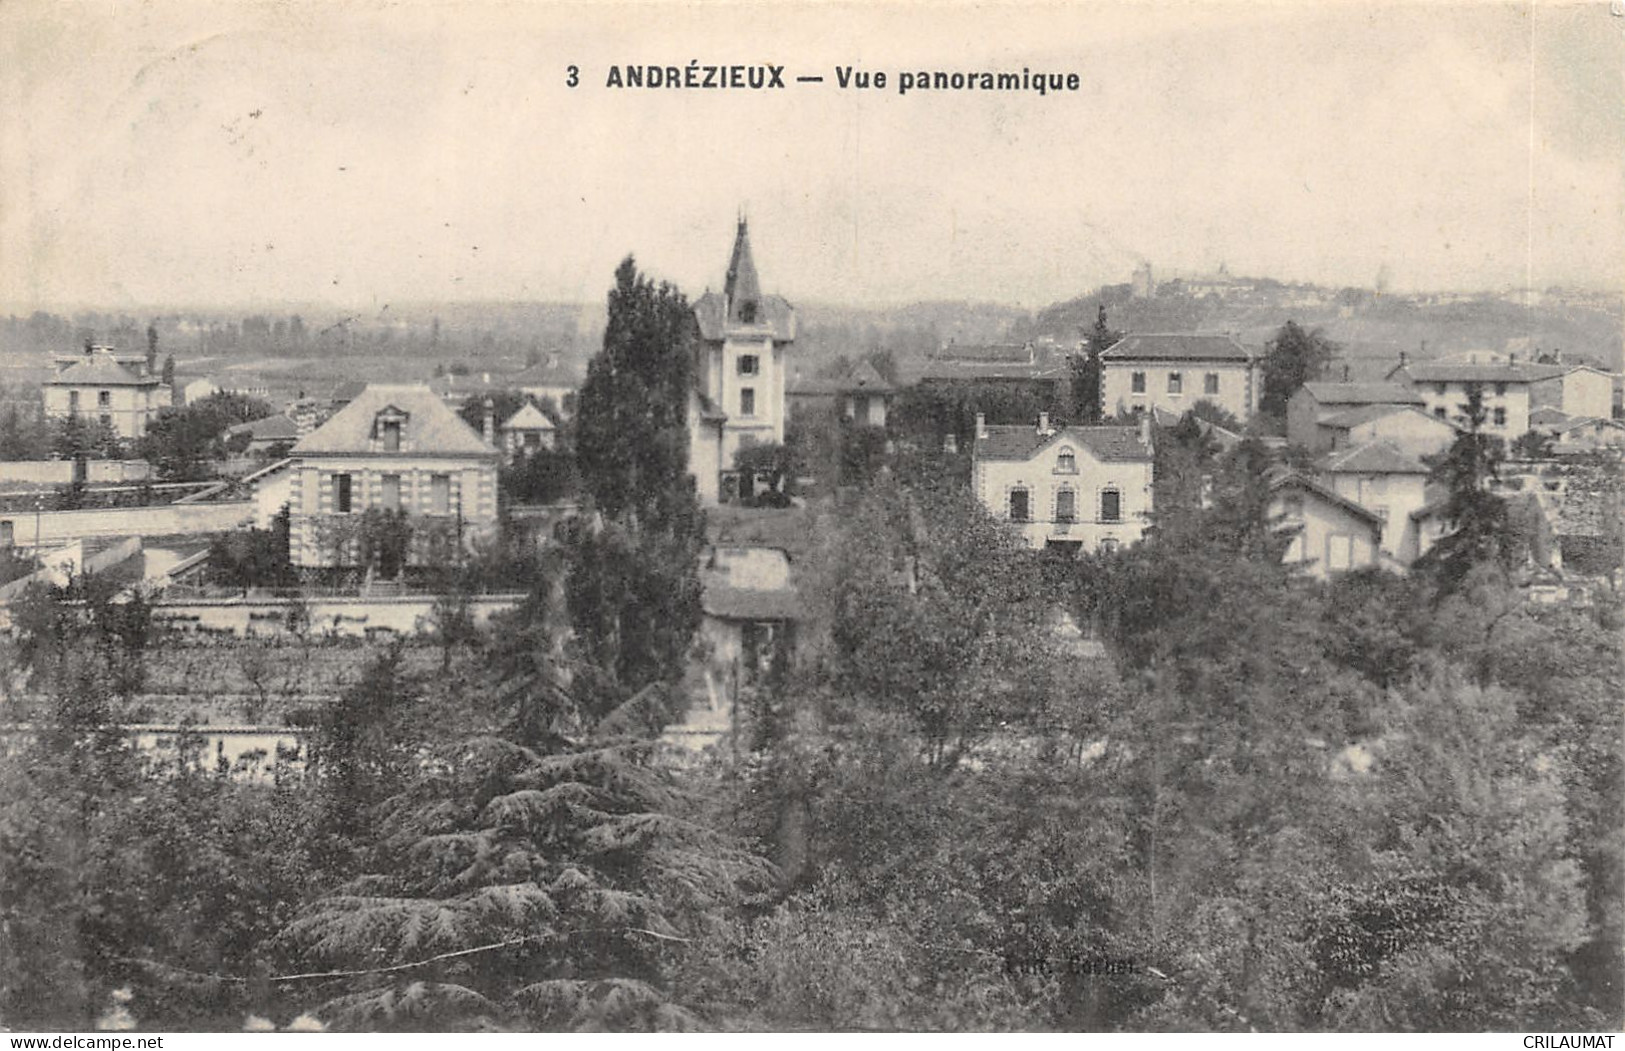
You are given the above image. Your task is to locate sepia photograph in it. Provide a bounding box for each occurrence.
[0,0,1621,1036]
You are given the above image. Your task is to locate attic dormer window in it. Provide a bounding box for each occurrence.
[737,299,758,324]
[372,406,410,451]
[1056,448,1077,474]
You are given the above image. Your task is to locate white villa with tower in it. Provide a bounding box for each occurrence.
[687,218,796,505]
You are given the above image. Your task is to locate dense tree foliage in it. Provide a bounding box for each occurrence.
[1260,320,1339,421]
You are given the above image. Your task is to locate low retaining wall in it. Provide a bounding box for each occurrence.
[0,501,253,549]
[0,460,152,486]
[152,592,526,639]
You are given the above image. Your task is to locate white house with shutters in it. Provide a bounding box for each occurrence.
[971,413,1154,555]
[282,383,499,569]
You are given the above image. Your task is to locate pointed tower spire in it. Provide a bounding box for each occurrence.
[724,215,763,324]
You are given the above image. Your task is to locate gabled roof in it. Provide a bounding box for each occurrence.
[1529,406,1572,427]
[975,424,1152,464]
[291,383,496,457]
[226,413,301,441]
[1317,404,1452,432]
[46,354,158,387]
[1301,382,1425,407]
[1270,471,1384,525]
[500,401,555,432]
[1391,362,1565,384]
[1321,441,1430,475]
[1100,333,1257,363]
[241,457,297,486]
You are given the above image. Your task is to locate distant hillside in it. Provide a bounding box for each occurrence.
[1026,283,1623,381]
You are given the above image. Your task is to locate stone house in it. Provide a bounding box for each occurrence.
[971,413,1154,555]
[1099,333,1263,423]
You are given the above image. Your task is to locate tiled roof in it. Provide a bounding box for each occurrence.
[701,584,801,621]
[933,342,1035,364]
[291,383,496,457]
[975,424,1152,463]
[844,360,895,393]
[790,362,896,396]
[1317,404,1449,432]
[913,358,1070,383]
[692,389,728,423]
[1393,362,1565,384]
[1321,441,1431,475]
[226,414,301,441]
[332,379,369,404]
[1100,333,1257,363]
[1301,382,1425,406]
[46,355,158,387]
[1270,471,1383,525]
[693,291,796,342]
[1529,406,1572,427]
[510,359,585,388]
[501,402,555,431]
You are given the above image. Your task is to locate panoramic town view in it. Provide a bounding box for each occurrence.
[1,0,1621,1037]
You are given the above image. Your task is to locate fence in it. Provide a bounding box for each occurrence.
[150,592,526,639]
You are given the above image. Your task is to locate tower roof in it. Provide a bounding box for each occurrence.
[724,217,763,325]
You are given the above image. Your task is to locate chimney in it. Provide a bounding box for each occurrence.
[1509,352,1518,365]
[1399,350,1408,368]
[1342,363,1351,382]
[1038,411,1051,435]
[482,397,496,446]
[943,432,958,454]
[83,338,93,357]
[1554,348,1563,364]
[975,412,987,440]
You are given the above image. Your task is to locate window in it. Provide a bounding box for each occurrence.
[740,387,756,417]
[1099,538,1119,555]
[98,390,111,407]
[99,414,112,431]
[1494,382,1507,397]
[1435,383,1448,396]
[381,474,401,512]
[381,419,401,452]
[69,391,80,414]
[1131,371,1146,394]
[0,521,12,547]
[1055,488,1076,523]
[738,355,759,376]
[334,473,353,513]
[1493,407,1507,427]
[1009,488,1030,522]
[1100,488,1122,523]
[430,474,451,515]
[1373,505,1389,522]
[1167,372,1183,395]
[738,300,758,324]
[1204,373,1220,395]
[1327,535,1354,571]
[1056,449,1076,474]
[1433,406,1447,419]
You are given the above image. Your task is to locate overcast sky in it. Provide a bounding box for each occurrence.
[2,0,1620,312]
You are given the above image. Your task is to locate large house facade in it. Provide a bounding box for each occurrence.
[687,219,796,505]
[1099,333,1262,423]
[43,345,166,440]
[972,414,1154,554]
[282,384,499,569]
